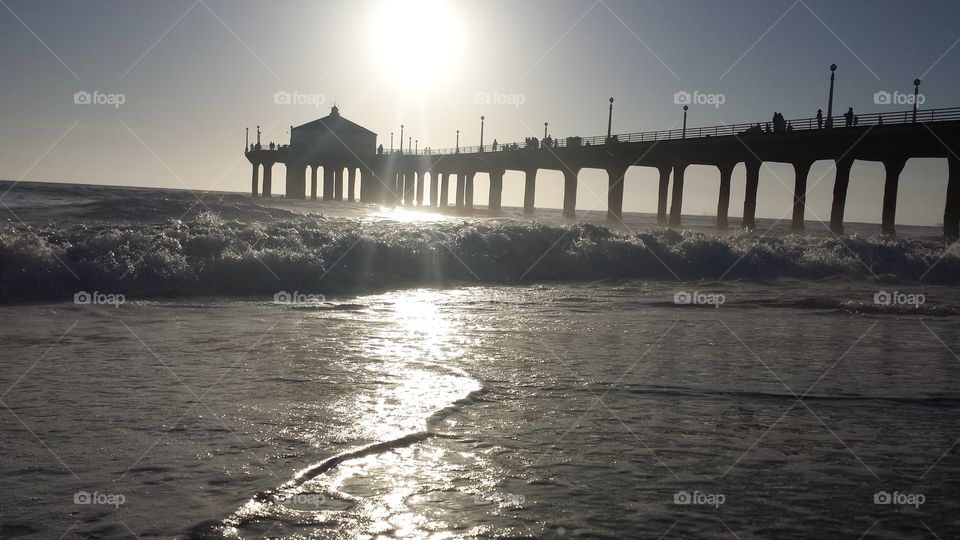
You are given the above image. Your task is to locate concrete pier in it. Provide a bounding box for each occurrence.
[742,160,761,230]
[523,169,536,215]
[881,158,906,235]
[657,166,670,225]
[791,161,812,231]
[247,104,960,238]
[562,168,578,219]
[607,165,627,222]
[668,163,686,227]
[829,158,854,235]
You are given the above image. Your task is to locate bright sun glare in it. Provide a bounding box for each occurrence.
[368,0,466,86]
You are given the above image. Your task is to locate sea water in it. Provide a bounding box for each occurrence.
[1,181,959,539]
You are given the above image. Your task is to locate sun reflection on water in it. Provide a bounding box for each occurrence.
[227,289,497,538]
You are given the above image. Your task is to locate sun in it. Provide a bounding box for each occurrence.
[367,0,466,86]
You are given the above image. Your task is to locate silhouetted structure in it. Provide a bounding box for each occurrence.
[246,105,960,239]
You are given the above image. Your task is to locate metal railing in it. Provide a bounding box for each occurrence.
[407,106,960,156]
[247,107,960,156]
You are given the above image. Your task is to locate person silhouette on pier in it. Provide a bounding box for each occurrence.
[844,107,854,127]
[492,139,498,152]
[817,109,824,129]
[377,144,384,155]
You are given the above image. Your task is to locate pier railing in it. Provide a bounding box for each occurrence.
[406,106,960,156]
[251,106,960,157]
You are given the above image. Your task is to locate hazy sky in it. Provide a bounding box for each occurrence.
[2,0,960,225]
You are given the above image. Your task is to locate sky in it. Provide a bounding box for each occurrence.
[2,0,960,225]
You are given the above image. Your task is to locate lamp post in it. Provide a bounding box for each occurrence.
[912,78,921,123]
[415,139,418,154]
[245,127,249,151]
[682,105,688,139]
[607,97,614,142]
[256,125,261,148]
[390,132,394,152]
[456,130,460,153]
[480,116,485,152]
[409,137,412,155]
[826,63,837,128]
[400,124,404,153]
[544,122,548,139]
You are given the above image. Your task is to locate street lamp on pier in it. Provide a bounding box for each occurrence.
[826,63,837,128]
[913,78,921,123]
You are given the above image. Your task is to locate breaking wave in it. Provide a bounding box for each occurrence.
[2,212,959,302]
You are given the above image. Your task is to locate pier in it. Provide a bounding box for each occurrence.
[246,105,960,238]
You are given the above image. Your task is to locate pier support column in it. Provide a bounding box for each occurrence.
[285,163,305,199]
[455,173,465,209]
[465,172,475,210]
[742,159,761,229]
[310,166,318,200]
[430,172,439,208]
[881,158,907,236]
[439,173,449,208]
[251,163,259,197]
[829,158,855,235]
[523,169,537,215]
[262,163,273,198]
[357,166,376,202]
[657,166,670,224]
[322,165,333,201]
[716,163,734,229]
[607,165,627,222]
[348,168,357,202]
[334,168,344,200]
[563,168,578,219]
[403,171,415,206]
[945,156,960,239]
[791,161,812,232]
[416,172,425,206]
[668,163,686,227]
[489,170,504,212]
[393,171,403,206]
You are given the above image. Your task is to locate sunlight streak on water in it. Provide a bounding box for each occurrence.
[224,289,489,538]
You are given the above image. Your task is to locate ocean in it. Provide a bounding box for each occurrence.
[1,180,959,539]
